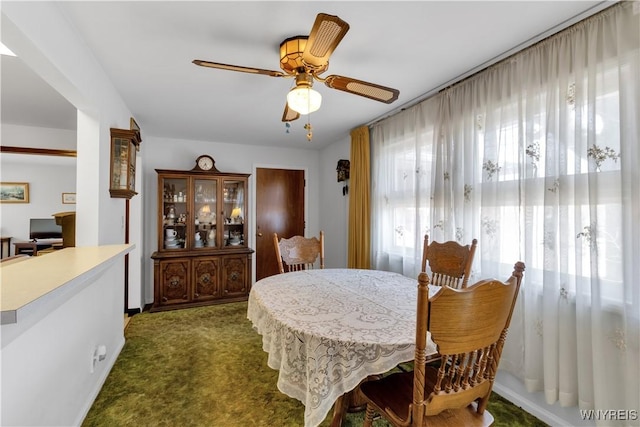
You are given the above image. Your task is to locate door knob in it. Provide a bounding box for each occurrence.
[257,232,263,237]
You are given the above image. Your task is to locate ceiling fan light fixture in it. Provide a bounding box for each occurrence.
[279,36,308,74]
[193,13,399,123]
[287,86,322,115]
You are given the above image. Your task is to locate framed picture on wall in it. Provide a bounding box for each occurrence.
[62,192,76,204]
[0,182,29,203]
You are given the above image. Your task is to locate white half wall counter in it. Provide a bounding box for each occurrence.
[1,244,133,426]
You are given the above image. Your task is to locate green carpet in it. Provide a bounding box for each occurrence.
[83,302,547,427]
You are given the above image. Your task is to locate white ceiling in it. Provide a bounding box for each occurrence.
[1,1,610,149]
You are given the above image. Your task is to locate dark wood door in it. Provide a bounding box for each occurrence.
[256,168,305,280]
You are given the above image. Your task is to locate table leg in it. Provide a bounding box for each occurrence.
[330,393,349,427]
[330,374,382,426]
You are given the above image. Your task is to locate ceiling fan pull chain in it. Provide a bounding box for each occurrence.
[305,90,313,142]
[304,121,313,142]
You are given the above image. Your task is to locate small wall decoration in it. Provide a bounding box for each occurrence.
[62,192,76,204]
[0,182,29,203]
[337,159,350,182]
[336,159,350,196]
[109,127,141,199]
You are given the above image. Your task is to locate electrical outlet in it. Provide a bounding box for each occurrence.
[90,347,97,373]
[90,345,107,373]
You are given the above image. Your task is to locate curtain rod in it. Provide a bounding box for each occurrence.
[365,1,616,127]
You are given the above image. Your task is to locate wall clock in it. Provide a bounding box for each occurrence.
[109,127,141,199]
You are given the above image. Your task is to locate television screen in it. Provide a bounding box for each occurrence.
[29,218,62,240]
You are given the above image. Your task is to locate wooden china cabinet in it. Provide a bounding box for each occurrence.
[150,155,253,312]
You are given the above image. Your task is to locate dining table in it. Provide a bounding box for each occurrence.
[246,268,439,427]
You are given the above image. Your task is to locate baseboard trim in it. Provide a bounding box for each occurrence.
[494,371,594,427]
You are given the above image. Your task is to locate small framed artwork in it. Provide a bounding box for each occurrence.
[0,182,29,203]
[62,192,77,204]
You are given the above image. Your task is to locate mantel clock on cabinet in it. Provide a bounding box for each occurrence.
[109,128,141,198]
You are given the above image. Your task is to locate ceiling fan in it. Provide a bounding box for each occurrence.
[193,13,400,122]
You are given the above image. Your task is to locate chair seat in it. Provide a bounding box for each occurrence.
[360,372,414,423]
[361,371,495,427]
[421,402,494,427]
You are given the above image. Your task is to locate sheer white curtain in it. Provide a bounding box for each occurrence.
[371,3,639,423]
[371,104,434,276]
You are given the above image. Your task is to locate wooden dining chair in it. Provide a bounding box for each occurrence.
[421,234,478,288]
[273,231,325,273]
[360,261,525,427]
[396,235,478,374]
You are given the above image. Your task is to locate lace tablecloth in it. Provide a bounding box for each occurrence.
[247,268,438,427]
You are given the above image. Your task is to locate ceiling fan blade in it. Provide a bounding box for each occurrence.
[302,13,350,70]
[282,103,300,122]
[324,75,400,104]
[193,60,285,77]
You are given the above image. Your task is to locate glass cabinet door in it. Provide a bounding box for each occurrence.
[162,177,188,249]
[222,179,246,247]
[193,178,218,249]
[127,140,136,192]
[110,137,132,191]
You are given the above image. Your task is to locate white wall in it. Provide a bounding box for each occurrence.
[1,123,76,150]
[128,155,144,311]
[319,136,351,268]
[141,135,322,304]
